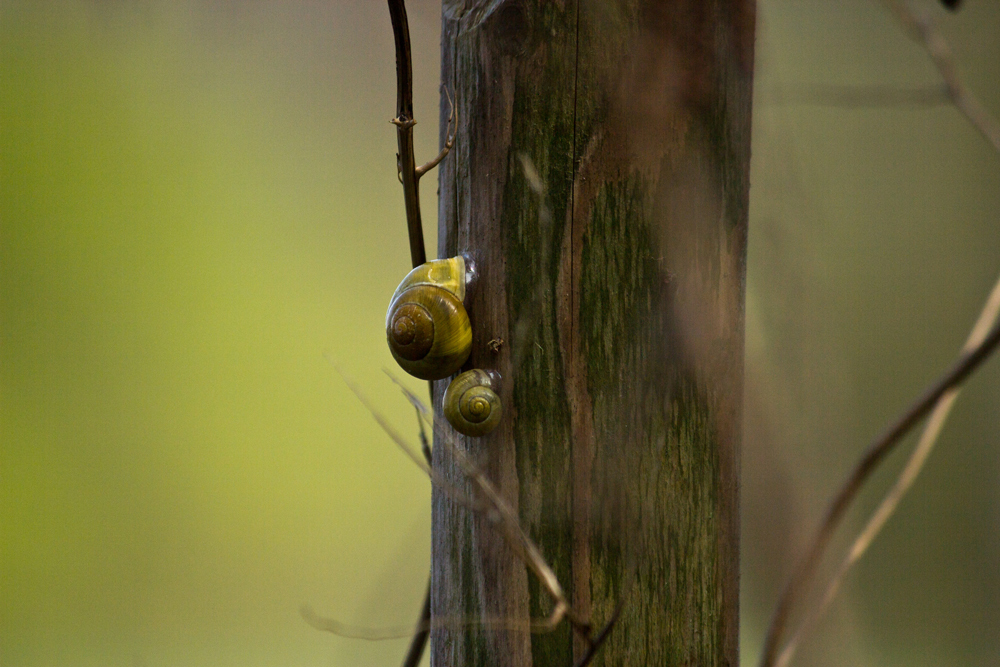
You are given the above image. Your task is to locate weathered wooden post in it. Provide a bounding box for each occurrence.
[431,2,755,665]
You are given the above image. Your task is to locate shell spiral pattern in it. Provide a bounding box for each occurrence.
[386,257,471,380]
[444,369,502,437]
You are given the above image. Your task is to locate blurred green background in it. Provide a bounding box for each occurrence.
[1,1,997,666]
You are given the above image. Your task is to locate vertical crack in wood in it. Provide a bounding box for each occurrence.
[565,2,594,662]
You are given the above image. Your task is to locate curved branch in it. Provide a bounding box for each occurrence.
[774,273,1000,667]
[416,88,455,178]
[759,318,1000,667]
[387,0,426,268]
[885,0,1000,154]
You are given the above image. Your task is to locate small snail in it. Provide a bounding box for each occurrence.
[444,369,502,437]
[386,256,472,380]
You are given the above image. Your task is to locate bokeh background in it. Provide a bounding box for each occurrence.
[2,1,998,666]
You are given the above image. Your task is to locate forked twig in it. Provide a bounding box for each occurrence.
[328,366,603,636]
[415,88,456,178]
[386,0,425,269]
[307,365,610,642]
[759,5,1000,666]
[759,319,1000,667]
[774,274,1000,667]
[302,600,580,640]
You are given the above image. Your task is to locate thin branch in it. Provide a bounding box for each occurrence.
[774,274,1000,667]
[400,581,430,667]
[328,359,484,514]
[302,601,577,640]
[382,369,433,463]
[572,557,638,667]
[387,0,426,268]
[301,604,423,641]
[572,592,628,667]
[884,0,1000,154]
[759,318,1000,667]
[330,363,579,620]
[760,6,1000,666]
[415,88,455,178]
[322,364,639,652]
[760,83,947,109]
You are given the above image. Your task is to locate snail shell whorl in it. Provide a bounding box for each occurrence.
[444,369,502,437]
[386,257,471,380]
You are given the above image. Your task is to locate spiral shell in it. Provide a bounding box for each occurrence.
[444,369,502,437]
[386,257,472,380]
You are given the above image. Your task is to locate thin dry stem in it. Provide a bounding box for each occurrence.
[328,360,485,514]
[415,88,455,178]
[387,0,426,269]
[759,319,1000,667]
[884,0,1000,154]
[774,273,1000,667]
[330,363,588,635]
[301,602,575,641]
[760,6,1000,665]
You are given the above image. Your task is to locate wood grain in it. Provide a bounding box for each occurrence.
[432,2,754,665]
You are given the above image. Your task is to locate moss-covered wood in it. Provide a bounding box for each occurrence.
[431,2,754,665]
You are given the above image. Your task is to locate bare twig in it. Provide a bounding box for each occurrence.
[759,317,1000,667]
[761,83,946,108]
[381,3,452,664]
[572,593,628,667]
[399,582,430,667]
[332,363,574,617]
[759,6,1000,666]
[572,557,638,667]
[302,600,579,640]
[415,88,455,178]
[774,274,1000,667]
[383,370,433,464]
[328,360,485,514]
[387,0,426,268]
[884,0,1000,154]
[321,364,637,651]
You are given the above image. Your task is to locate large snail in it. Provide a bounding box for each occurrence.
[444,369,502,437]
[386,256,472,380]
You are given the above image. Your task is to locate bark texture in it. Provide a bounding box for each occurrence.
[431,2,755,665]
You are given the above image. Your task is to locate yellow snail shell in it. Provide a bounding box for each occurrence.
[444,369,502,437]
[386,256,472,380]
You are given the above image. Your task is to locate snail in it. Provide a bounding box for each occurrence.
[444,369,502,437]
[386,256,472,380]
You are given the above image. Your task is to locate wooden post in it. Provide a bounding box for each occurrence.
[431,1,755,665]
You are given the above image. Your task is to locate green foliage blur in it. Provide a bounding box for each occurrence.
[1,1,997,666]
